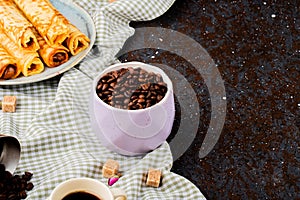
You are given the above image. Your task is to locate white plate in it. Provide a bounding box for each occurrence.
[0,0,96,85]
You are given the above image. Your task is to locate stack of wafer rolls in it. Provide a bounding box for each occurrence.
[0,0,90,79]
[0,27,44,77]
[13,0,90,55]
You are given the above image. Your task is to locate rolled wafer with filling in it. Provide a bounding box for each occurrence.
[64,23,90,56]
[45,0,90,55]
[0,28,44,77]
[0,46,21,79]
[33,29,69,67]
[12,0,70,45]
[0,0,39,51]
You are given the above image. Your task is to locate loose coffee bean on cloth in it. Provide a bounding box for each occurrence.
[0,0,205,199]
[0,164,34,200]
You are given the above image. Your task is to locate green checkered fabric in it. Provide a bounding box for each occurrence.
[0,0,205,199]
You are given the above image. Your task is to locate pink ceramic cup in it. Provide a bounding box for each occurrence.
[89,61,175,156]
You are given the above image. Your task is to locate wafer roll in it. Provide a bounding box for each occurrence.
[64,24,90,55]
[0,46,20,79]
[0,28,44,77]
[33,29,69,67]
[12,0,70,45]
[0,0,39,51]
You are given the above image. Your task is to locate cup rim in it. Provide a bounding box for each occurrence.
[92,61,173,113]
[49,177,113,199]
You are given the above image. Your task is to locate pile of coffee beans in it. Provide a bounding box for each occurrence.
[96,67,168,110]
[0,164,34,200]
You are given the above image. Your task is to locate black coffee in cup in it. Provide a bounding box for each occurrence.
[62,191,101,200]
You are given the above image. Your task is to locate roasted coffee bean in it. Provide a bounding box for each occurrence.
[22,172,33,181]
[0,164,5,173]
[0,164,34,200]
[96,67,168,110]
[7,193,18,200]
[18,191,27,199]
[25,182,34,191]
[4,171,12,179]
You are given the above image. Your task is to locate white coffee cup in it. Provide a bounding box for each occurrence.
[48,177,126,200]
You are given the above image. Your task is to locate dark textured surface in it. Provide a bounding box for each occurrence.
[118,0,299,199]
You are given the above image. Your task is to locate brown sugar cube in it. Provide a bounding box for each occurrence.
[1,96,17,112]
[102,159,119,178]
[146,168,161,187]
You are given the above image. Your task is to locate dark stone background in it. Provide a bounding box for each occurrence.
[118,0,299,199]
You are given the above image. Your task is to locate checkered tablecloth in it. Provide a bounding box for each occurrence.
[0,0,206,199]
